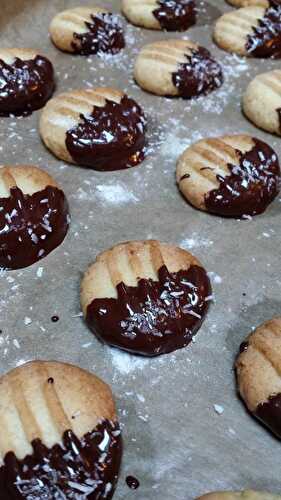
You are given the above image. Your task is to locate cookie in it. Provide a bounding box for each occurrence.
[50,7,125,55]
[0,360,122,498]
[0,165,70,270]
[243,69,281,135]
[226,0,269,6]
[0,49,54,116]
[176,134,280,217]
[134,39,223,98]
[214,3,281,58]
[236,317,281,439]
[197,492,281,499]
[81,240,211,357]
[40,87,147,171]
[121,0,196,32]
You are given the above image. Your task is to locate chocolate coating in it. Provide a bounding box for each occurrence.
[0,55,55,116]
[65,95,146,171]
[71,13,125,55]
[0,420,122,499]
[0,186,69,270]
[255,393,281,439]
[86,264,211,357]
[205,138,280,217]
[153,0,196,31]
[126,476,140,490]
[172,47,223,98]
[246,1,281,58]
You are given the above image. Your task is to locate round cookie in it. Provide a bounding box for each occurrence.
[0,360,122,498]
[0,49,54,116]
[40,87,147,171]
[134,39,223,98]
[81,239,211,357]
[50,6,125,55]
[243,69,281,135]
[197,492,281,500]
[236,317,281,439]
[176,134,280,217]
[121,0,196,32]
[214,4,281,58]
[226,0,269,6]
[0,165,70,270]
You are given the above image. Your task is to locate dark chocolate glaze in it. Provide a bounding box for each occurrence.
[65,95,146,171]
[153,0,196,32]
[126,476,140,490]
[86,264,211,357]
[255,393,281,439]
[246,1,281,58]
[71,13,125,55]
[0,186,69,270]
[0,420,122,499]
[0,55,55,116]
[172,47,223,98]
[205,138,280,217]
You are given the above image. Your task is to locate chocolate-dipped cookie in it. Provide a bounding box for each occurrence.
[134,39,223,98]
[122,0,196,31]
[226,0,269,6]
[0,360,122,498]
[0,165,69,270]
[236,317,281,439]
[197,492,281,500]
[40,87,146,171]
[176,134,280,217]
[81,240,211,357]
[0,49,54,116]
[214,3,281,58]
[243,69,281,135]
[50,6,125,55]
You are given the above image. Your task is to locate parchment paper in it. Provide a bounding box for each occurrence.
[1,1,281,498]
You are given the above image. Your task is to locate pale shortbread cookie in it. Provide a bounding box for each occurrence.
[243,69,281,135]
[198,492,281,500]
[176,134,280,217]
[226,0,268,7]
[122,0,164,29]
[0,48,40,64]
[236,317,281,439]
[50,6,124,54]
[0,360,116,461]
[39,87,124,164]
[213,6,266,56]
[134,39,222,97]
[81,239,201,312]
[0,164,57,198]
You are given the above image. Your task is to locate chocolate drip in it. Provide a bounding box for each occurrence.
[172,47,223,98]
[246,1,281,58]
[0,420,122,499]
[255,393,281,439]
[86,265,211,357]
[153,0,196,31]
[65,95,146,171]
[205,138,280,217]
[0,186,69,270]
[71,13,125,55]
[0,56,55,116]
[126,476,140,490]
[239,341,249,354]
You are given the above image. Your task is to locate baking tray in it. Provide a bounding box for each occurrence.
[1,0,281,498]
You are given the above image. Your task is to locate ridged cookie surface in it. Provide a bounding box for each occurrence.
[0,360,116,461]
[122,0,196,31]
[198,491,281,500]
[134,39,223,97]
[0,165,57,197]
[236,317,281,438]
[40,87,124,164]
[214,7,264,55]
[226,0,268,6]
[122,0,163,29]
[176,134,280,217]
[0,48,40,64]
[243,69,281,135]
[50,6,125,54]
